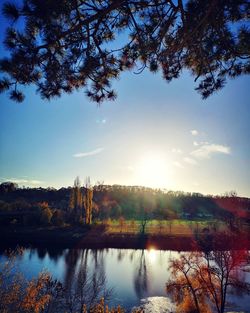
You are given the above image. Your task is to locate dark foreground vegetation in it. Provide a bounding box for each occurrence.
[1,0,249,103]
[0,247,131,313]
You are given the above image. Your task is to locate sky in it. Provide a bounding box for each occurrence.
[0,11,250,197]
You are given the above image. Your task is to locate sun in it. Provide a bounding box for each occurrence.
[134,153,170,189]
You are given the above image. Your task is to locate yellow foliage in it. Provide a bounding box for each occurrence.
[21,273,51,313]
[87,298,126,313]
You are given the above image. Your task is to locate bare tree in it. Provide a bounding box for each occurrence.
[166,236,250,313]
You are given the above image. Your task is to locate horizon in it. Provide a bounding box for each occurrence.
[1,180,249,199]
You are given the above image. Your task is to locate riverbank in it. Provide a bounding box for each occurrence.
[1,225,249,251]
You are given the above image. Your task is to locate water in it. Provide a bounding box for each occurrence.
[0,247,250,312]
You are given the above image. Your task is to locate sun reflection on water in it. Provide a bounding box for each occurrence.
[148,247,157,263]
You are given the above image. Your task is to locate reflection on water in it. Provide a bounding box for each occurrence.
[134,250,148,299]
[0,247,249,311]
[63,249,111,311]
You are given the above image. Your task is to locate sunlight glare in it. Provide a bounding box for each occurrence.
[148,248,157,263]
[135,153,170,189]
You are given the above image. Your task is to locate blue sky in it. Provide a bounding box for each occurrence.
[0,68,249,196]
[0,8,249,196]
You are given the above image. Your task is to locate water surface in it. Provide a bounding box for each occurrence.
[0,247,249,312]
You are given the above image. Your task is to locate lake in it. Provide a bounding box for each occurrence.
[0,247,250,312]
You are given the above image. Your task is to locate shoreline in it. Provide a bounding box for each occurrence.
[1,226,249,251]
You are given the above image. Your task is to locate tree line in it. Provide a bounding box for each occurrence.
[0,180,249,228]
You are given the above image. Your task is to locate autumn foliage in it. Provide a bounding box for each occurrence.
[0,247,145,313]
[166,235,250,313]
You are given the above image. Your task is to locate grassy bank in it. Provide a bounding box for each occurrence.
[103,218,229,235]
[1,223,249,251]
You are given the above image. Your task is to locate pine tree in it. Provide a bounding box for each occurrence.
[0,0,249,103]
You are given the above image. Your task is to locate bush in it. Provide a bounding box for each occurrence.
[51,209,64,226]
[38,202,52,225]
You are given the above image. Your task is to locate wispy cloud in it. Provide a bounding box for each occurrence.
[190,129,199,136]
[29,180,43,185]
[193,141,209,146]
[191,144,231,159]
[183,157,197,165]
[73,147,104,158]
[0,178,43,185]
[96,119,107,124]
[171,148,183,154]
[173,161,184,168]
